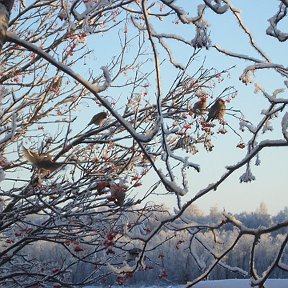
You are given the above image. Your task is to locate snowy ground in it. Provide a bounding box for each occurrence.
[86,279,288,288]
[191,279,288,288]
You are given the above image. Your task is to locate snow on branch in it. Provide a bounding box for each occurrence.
[239,120,256,133]
[167,147,200,173]
[71,0,112,21]
[93,66,112,93]
[107,261,134,274]
[223,212,244,229]
[0,112,16,145]
[250,234,288,287]
[219,262,248,276]
[203,0,229,14]
[239,165,255,183]
[130,16,192,46]
[266,3,288,42]
[158,170,188,196]
[213,44,263,63]
[191,5,211,50]
[138,116,161,142]
[161,0,200,24]
[224,0,270,62]
[239,63,288,84]
[259,87,288,105]
[6,31,189,199]
[131,16,189,69]
[158,37,186,70]
[281,112,288,141]
[5,31,156,146]
[226,139,288,171]
[213,44,288,83]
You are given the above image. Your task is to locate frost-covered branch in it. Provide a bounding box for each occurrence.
[203,0,228,14]
[266,2,288,42]
[5,32,157,146]
[0,112,16,145]
[281,112,288,141]
[226,139,288,171]
[223,0,270,62]
[240,63,288,84]
[191,4,211,49]
[161,0,200,24]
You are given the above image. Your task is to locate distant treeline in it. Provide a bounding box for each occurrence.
[2,204,287,286]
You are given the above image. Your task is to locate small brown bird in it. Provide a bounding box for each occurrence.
[192,96,207,116]
[50,77,62,93]
[88,112,108,126]
[206,98,226,122]
[110,183,126,206]
[22,146,64,173]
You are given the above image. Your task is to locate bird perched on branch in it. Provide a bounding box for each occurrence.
[88,111,108,126]
[110,183,126,206]
[22,146,64,173]
[206,98,226,122]
[192,96,207,116]
[50,77,62,93]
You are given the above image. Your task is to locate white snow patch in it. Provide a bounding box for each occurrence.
[191,279,288,288]
[84,279,288,287]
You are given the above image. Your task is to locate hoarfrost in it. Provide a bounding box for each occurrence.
[239,166,255,183]
[191,5,211,50]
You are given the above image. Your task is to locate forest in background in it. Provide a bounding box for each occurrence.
[2,203,286,286]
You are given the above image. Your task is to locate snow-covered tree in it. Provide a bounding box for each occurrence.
[0,0,288,287]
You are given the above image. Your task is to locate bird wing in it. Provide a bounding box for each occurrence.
[23,146,63,171]
[88,112,107,126]
[36,160,63,171]
[22,147,39,165]
[206,107,215,122]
